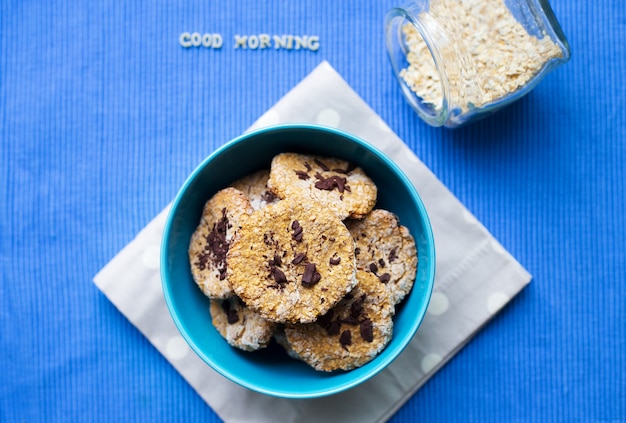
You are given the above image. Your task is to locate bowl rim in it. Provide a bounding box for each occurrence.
[160,123,436,398]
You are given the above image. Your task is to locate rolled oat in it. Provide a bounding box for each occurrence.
[391,0,567,121]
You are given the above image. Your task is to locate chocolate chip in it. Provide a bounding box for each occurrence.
[304,161,312,171]
[272,267,287,284]
[273,254,282,267]
[339,330,352,350]
[378,258,386,268]
[291,220,303,242]
[261,190,277,202]
[221,300,239,324]
[291,252,307,265]
[314,173,333,190]
[340,316,359,325]
[369,262,378,274]
[312,270,321,284]
[263,232,278,247]
[326,321,341,336]
[331,162,356,174]
[313,173,350,193]
[360,319,373,342]
[379,273,391,284]
[351,297,363,318]
[195,253,209,271]
[388,248,397,263]
[355,247,361,256]
[302,263,315,285]
[294,170,310,180]
[226,310,239,324]
[197,208,230,277]
[329,256,341,265]
[314,158,330,171]
[335,177,346,193]
[302,263,321,287]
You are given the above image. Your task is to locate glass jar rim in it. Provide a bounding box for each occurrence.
[385,5,451,127]
[384,0,572,128]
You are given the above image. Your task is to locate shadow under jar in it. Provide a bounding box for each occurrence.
[385,0,570,128]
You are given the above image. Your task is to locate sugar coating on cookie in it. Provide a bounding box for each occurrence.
[230,169,279,210]
[227,198,357,324]
[188,188,254,299]
[283,270,394,372]
[210,297,276,351]
[268,153,377,220]
[346,209,418,305]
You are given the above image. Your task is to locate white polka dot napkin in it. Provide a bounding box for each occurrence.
[93,61,531,423]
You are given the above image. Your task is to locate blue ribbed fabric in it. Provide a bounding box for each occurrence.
[1,0,624,422]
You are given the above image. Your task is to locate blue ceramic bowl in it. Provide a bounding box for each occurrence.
[161,124,435,398]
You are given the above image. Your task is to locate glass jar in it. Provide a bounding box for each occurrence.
[385,0,570,128]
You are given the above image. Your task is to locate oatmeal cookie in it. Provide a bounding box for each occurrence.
[188,188,254,299]
[227,198,357,324]
[267,153,377,220]
[284,270,394,372]
[210,297,276,351]
[346,209,417,305]
[230,169,279,210]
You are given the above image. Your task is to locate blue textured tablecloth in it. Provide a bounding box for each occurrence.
[1,1,624,422]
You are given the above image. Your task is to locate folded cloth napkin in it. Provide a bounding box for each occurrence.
[94,61,531,423]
